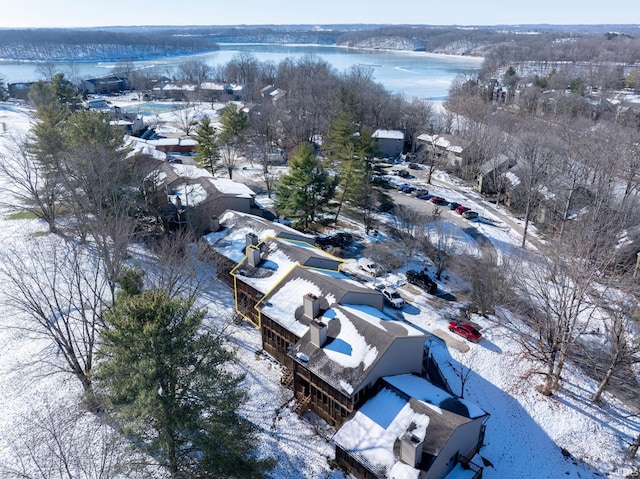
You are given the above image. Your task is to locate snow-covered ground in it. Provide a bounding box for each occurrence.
[0,101,638,479]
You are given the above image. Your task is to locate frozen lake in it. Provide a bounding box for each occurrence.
[0,43,483,101]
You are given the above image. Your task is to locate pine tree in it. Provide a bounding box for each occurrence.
[324,110,376,226]
[0,75,8,101]
[195,115,220,174]
[97,290,273,478]
[274,142,336,231]
[219,104,248,145]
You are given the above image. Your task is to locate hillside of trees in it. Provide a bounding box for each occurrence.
[0,29,218,61]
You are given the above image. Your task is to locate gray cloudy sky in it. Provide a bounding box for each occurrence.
[1,0,637,28]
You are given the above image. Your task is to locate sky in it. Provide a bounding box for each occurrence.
[1,0,638,28]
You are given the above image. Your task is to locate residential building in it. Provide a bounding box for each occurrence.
[204,212,488,478]
[416,133,467,169]
[334,373,488,479]
[372,129,405,158]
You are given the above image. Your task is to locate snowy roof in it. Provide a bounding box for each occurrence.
[144,138,198,147]
[210,177,255,199]
[258,265,427,396]
[200,82,226,90]
[478,154,512,176]
[333,374,487,478]
[204,210,315,264]
[232,238,343,295]
[372,129,405,140]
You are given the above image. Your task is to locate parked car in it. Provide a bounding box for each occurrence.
[381,287,405,309]
[358,258,384,276]
[454,205,470,215]
[462,210,479,220]
[316,232,353,248]
[399,185,416,194]
[412,188,430,197]
[397,169,412,178]
[448,320,482,342]
[408,162,421,170]
[429,196,447,205]
[417,193,433,201]
[406,269,437,294]
[448,201,460,210]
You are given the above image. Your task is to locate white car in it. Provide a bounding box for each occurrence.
[358,258,384,276]
[381,287,405,309]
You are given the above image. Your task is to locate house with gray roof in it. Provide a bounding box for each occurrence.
[255,266,429,427]
[372,129,405,159]
[230,235,344,327]
[204,209,315,286]
[334,374,488,479]
[142,161,262,236]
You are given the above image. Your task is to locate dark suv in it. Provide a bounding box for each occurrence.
[316,232,353,248]
[406,269,437,294]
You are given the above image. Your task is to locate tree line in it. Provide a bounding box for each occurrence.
[0,29,217,61]
[0,69,274,478]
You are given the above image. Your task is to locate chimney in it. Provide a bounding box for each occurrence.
[210,216,220,232]
[309,319,327,348]
[247,245,261,267]
[399,432,424,468]
[303,293,320,320]
[245,232,259,249]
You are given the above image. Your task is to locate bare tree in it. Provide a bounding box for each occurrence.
[0,133,62,234]
[0,399,146,479]
[143,232,214,303]
[387,204,426,272]
[35,61,58,81]
[425,205,455,280]
[512,247,599,396]
[172,103,202,137]
[464,252,514,317]
[589,301,640,403]
[220,144,240,179]
[448,349,477,398]
[511,129,555,248]
[0,238,110,410]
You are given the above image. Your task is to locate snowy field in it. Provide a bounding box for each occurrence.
[0,101,638,479]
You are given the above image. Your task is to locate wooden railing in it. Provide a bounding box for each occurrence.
[459,454,483,479]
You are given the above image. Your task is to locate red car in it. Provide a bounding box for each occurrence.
[429,196,446,204]
[448,321,482,342]
[454,205,470,215]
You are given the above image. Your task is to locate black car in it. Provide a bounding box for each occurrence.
[448,201,460,210]
[406,269,437,294]
[316,232,354,248]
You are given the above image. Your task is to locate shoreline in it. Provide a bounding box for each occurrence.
[0,42,484,65]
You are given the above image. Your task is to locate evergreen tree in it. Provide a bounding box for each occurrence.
[324,110,376,226]
[194,115,220,174]
[274,142,336,231]
[0,75,8,101]
[97,290,273,479]
[50,72,81,111]
[218,104,248,145]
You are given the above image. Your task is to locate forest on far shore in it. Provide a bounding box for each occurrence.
[1,24,639,63]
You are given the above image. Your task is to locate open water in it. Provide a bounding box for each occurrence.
[0,43,483,101]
